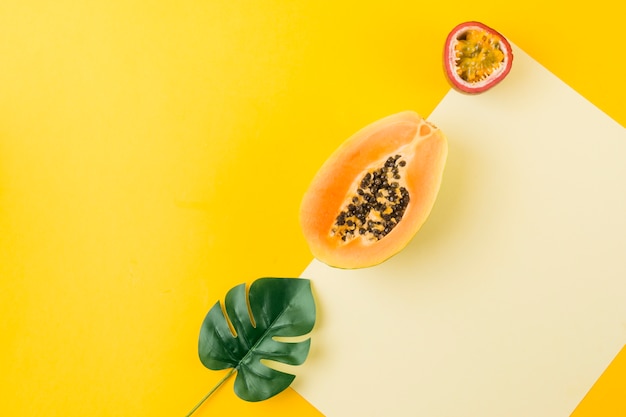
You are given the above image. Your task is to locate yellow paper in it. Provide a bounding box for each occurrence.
[0,1,623,416]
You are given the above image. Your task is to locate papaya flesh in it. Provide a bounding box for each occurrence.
[300,111,448,269]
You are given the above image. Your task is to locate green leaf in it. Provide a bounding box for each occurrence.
[198,277,316,402]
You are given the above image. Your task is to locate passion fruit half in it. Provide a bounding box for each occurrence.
[443,21,513,94]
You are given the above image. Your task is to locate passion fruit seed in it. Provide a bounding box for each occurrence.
[455,29,504,83]
[331,155,410,243]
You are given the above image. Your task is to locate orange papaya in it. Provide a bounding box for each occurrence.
[300,111,448,269]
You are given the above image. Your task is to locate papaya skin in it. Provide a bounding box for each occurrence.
[300,111,448,269]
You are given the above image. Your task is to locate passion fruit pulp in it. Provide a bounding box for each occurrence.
[443,21,513,94]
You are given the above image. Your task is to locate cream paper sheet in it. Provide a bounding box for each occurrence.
[292,45,626,416]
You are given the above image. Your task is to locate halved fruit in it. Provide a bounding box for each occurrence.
[300,111,448,269]
[444,21,513,94]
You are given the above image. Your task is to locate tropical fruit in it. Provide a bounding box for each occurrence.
[444,21,513,94]
[300,111,448,269]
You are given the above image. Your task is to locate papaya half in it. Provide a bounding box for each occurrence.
[300,111,448,269]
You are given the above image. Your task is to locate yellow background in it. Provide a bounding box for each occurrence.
[1,1,624,416]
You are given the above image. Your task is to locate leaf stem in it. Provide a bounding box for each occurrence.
[185,368,236,417]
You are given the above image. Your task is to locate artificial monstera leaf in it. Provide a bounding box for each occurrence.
[198,277,316,403]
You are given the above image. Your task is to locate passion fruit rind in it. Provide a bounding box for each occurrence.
[443,21,513,94]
